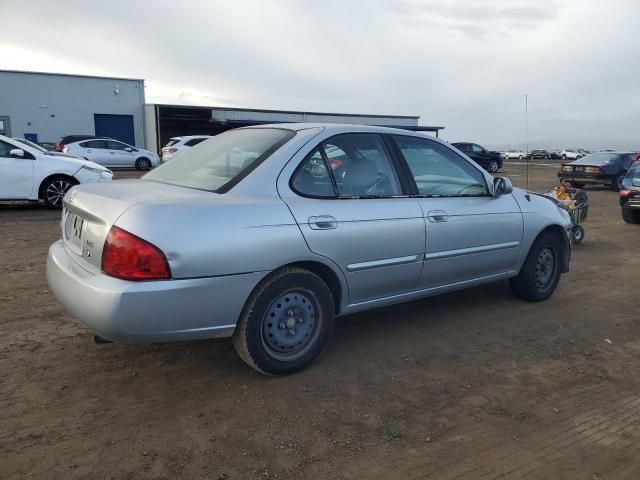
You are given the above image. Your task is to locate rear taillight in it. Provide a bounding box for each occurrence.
[55,143,63,152]
[101,226,171,281]
[163,147,177,154]
[585,166,602,174]
[620,189,638,198]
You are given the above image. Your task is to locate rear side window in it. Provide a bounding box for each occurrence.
[81,140,107,149]
[291,134,403,198]
[291,148,336,197]
[185,138,207,147]
[393,135,489,197]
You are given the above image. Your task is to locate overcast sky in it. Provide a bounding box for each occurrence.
[2,0,639,149]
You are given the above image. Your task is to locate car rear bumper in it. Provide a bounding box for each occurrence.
[557,172,613,184]
[47,240,266,343]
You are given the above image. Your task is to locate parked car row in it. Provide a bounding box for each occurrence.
[500,149,592,161]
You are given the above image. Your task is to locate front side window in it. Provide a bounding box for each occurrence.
[106,140,128,151]
[0,140,16,157]
[145,128,294,192]
[393,136,489,197]
[471,144,485,153]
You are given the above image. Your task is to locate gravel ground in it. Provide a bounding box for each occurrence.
[1,161,639,479]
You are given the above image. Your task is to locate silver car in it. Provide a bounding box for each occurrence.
[47,124,572,375]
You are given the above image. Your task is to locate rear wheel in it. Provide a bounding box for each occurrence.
[42,176,75,209]
[488,160,500,173]
[622,207,640,224]
[232,267,334,375]
[135,157,152,170]
[562,154,567,160]
[511,232,563,302]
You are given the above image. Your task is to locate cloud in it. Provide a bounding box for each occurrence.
[1,0,639,148]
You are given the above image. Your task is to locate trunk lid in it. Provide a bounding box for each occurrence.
[61,180,217,271]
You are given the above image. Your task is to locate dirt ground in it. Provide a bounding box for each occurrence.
[1,161,639,479]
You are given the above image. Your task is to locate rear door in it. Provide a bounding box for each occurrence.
[280,133,426,304]
[391,135,523,288]
[78,140,109,165]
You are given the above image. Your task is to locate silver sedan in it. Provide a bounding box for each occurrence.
[47,124,572,375]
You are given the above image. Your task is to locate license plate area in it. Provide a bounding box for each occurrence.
[63,209,86,255]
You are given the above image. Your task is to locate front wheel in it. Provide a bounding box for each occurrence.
[232,267,335,375]
[135,157,152,170]
[42,176,75,209]
[622,207,640,224]
[562,155,567,160]
[511,232,563,302]
[488,160,500,173]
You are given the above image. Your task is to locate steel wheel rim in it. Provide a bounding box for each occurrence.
[261,290,319,360]
[535,247,556,290]
[46,180,72,207]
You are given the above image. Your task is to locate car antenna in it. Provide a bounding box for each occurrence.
[525,93,529,190]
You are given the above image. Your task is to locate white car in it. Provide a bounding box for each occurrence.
[0,134,112,209]
[502,150,526,160]
[561,149,581,160]
[63,139,160,170]
[161,135,211,162]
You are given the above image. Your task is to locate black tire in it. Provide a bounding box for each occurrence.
[232,267,335,375]
[519,155,524,160]
[41,176,76,209]
[510,232,563,302]
[571,225,585,244]
[622,207,640,224]
[562,155,567,160]
[488,160,500,173]
[610,172,625,192]
[135,157,152,170]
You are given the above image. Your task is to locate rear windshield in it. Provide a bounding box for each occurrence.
[145,128,294,192]
[165,139,181,147]
[574,153,624,165]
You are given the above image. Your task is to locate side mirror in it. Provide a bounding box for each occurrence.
[125,147,133,152]
[10,148,25,158]
[493,177,513,196]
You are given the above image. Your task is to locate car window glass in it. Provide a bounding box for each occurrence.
[185,138,207,147]
[290,148,336,198]
[394,136,489,197]
[471,144,484,153]
[106,141,128,151]
[0,140,16,157]
[322,134,402,197]
[81,140,107,149]
[166,139,180,147]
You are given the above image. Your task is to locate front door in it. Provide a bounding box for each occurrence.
[280,133,426,304]
[391,135,523,288]
[0,139,34,198]
[105,140,136,166]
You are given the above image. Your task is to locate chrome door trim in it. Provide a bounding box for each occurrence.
[346,255,420,272]
[424,241,521,261]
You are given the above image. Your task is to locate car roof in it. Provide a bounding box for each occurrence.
[242,122,433,136]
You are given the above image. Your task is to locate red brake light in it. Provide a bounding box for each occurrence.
[329,159,343,170]
[55,143,63,152]
[101,226,171,280]
[163,147,177,153]
[620,189,637,198]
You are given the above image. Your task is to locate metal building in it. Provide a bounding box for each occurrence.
[0,70,146,147]
[145,104,444,153]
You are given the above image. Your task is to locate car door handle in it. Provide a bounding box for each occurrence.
[308,215,337,230]
[427,210,448,223]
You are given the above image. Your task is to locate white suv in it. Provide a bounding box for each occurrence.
[561,149,581,160]
[64,139,160,170]
[161,135,211,162]
[0,134,112,208]
[503,150,526,160]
